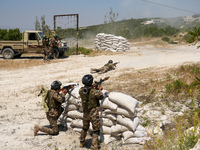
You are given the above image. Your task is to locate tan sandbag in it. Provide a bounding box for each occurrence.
[117,115,139,132]
[100,97,118,110]
[111,124,128,133]
[122,130,148,141]
[104,106,136,118]
[64,103,78,112]
[122,137,146,144]
[108,92,141,114]
[99,133,117,145]
[71,119,83,128]
[67,97,82,106]
[66,110,83,119]
[100,126,111,134]
[65,86,81,100]
[100,112,117,121]
[100,118,113,127]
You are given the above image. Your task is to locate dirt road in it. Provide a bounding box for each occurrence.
[0,43,199,150]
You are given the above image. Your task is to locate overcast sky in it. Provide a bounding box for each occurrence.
[0,0,199,31]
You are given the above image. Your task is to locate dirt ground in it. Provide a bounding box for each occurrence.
[0,41,199,150]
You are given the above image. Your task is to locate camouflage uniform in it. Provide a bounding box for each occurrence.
[35,89,65,135]
[42,36,51,61]
[79,86,103,149]
[91,62,115,74]
[49,37,59,59]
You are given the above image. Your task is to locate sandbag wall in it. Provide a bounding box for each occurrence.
[94,33,130,52]
[59,85,150,145]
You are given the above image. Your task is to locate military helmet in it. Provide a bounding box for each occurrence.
[82,74,93,86]
[51,80,62,90]
[108,60,113,63]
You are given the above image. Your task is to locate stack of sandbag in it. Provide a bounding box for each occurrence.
[94,33,130,52]
[59,85,150,145]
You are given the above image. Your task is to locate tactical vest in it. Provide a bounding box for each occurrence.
[80,87,100,112]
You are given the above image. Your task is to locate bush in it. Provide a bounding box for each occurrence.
[162,36,170,42]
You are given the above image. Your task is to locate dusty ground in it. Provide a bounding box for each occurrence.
[0,41,199,150]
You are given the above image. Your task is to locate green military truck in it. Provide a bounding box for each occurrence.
[0,30,69,59]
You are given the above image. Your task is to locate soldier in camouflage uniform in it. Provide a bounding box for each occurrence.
[48,36,59,59]
[91,60,115,74]
[79,74,104,150]
[42,35,51,61]
[34,80,67,136]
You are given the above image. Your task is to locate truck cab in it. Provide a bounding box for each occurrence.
[0,30,69,59]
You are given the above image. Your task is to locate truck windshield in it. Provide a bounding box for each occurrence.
[38,32,45,39]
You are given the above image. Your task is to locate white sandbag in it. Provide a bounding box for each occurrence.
[111,132,122,137]
[117,115,140,132]
[71,119,83,128]
[122,130,148,141]
[73,127,82,133]
[99,133,117,145]
[100,97,118,110]
[136,124,146,131]
[66,110,83,119]
[67,97,82,106]
[104,106,136,118]
[100,126,111,134]
[108,92,141,114]
[101,90,109,97]
[65,86,81,100]
[100,118,113,127]
[111,124,129,133]
[100,112,117,121]
[64,103,78,112]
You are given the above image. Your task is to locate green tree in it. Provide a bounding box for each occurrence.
[0,29,8,40]
[34,16,41,31]
[104,7,119,24]
[5,28,21,40]
[187,27,200,48]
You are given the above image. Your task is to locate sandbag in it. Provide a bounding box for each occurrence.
[104,106,136,118]
[63,103,77,112]
[100,118,113,127]
[122,130,148,141]
[100,97,118,110]
[99,133,117,145]
[117,115,139,132]
[108,92,141,114]
[122,137,146,144]
[65,86,81,100]
[67,97,82,106]
[100,126,111,134]
[111,124,129,133]
[66,110,83,119]
[100,112,117,121]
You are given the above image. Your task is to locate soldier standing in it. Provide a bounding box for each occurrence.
[42,35,51,61]
[34,80,67,136]
[49,36,59,59]
[79,74,104,150]
[91,60,115,74]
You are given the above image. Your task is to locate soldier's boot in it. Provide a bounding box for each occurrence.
[80,141,86,148]
[91,133,99,150]
[34,124,41,136]
[80,129,87,148]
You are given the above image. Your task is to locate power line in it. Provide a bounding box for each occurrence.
[141,0,198,14]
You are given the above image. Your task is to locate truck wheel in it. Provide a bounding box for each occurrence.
[2,48,15,59]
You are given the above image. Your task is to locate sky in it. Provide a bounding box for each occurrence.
[0,0,199,31]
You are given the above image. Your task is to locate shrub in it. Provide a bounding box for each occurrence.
[162,36,170,43]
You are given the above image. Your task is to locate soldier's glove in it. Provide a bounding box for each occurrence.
[62,89,67,94]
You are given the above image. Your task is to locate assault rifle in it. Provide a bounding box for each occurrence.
[113,62,120,67]
[93,76,110,89]
[62,83,79,93]
[82,77,109,94]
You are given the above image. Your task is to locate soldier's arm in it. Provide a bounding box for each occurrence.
[53,91,66,103]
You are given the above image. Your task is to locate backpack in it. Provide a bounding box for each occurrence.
[38,85,49,113]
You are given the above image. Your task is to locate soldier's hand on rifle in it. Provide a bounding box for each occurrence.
[62,89,67,94]
[97,86,103,91]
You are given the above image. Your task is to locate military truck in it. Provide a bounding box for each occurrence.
[0,30,69,59]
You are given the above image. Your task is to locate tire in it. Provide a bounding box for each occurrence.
[59,52,64,58]
[54,48,59,58]
[2,48,15,59]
